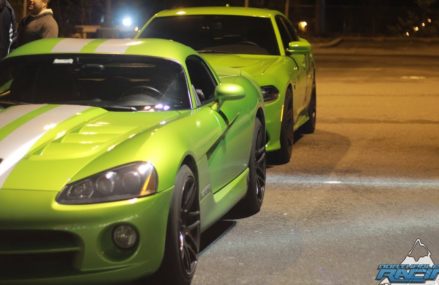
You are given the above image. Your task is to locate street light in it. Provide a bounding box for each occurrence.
[122,16,133,28]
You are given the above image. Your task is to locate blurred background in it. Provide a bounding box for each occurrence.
[7,0,439,39]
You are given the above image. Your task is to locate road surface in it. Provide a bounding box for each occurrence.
[192,48,439,284]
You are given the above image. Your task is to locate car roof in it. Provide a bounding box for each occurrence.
[7,38,197,65]
[153,6,281,18]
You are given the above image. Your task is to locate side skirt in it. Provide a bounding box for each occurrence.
[199,168,249,232]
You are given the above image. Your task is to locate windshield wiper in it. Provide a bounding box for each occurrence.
[197,49,230,54]
[48,101,137,112]
[102,105,137,112]
[0,101,27,107]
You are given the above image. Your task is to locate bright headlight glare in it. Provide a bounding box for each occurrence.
[57,162,158,204]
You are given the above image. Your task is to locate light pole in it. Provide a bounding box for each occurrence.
[315,0,326,35]
[105,0,112,26]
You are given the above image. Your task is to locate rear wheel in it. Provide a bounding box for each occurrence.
[230,118,266,217]
[269,89,294,164]
[301,81,316,134]
[158,165,200,285]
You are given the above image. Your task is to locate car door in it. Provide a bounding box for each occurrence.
[283,16,314,100]
[186,55,249,194]
[275,15,309,117]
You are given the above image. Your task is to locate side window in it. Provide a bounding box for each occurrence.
[275,16,293,52]
[186,56,217,106]
[282,17,300,42]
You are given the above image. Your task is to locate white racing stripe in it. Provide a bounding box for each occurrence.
[95,39,134,54]
[52,39,94,53]
[0,104,45,129]
[0,105,90,187]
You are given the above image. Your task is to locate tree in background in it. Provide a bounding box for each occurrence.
[389,0,438,36]
[51,0,107,36]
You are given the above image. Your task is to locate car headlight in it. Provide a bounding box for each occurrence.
[261,85,279,102]
[57,162,158,204]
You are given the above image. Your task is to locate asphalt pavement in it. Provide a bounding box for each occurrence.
[191,39,439,285]
[312,37,439,57]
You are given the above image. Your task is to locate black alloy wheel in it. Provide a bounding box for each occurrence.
[268,88,294,164]
[253,118,266,207]
[301,81,317,134]
[158,165,200,285]
[231,118,266,217]
[178,173,200,277]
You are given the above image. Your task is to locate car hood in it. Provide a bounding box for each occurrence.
[202,54,280,79]
[0,104,180,191]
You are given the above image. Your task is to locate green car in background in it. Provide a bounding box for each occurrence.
[0,38,266,285]
[138,6,317,164]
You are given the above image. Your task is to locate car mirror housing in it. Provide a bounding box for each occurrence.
[215,83,245,104]
[287,39,311,54]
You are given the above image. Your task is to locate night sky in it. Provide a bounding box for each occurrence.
[9,0,438,36]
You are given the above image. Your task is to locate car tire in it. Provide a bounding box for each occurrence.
[301,81,316,134]
[158,165,200,285]
[269,88,294,164]
[228,118,266,218]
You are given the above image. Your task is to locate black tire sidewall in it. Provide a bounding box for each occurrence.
[302,84,317,134]
[246,118,265,212]
[269,89,294,164]
[159,165,198,285]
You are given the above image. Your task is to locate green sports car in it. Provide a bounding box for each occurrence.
[0,38,266,285]
[138,6,317,164]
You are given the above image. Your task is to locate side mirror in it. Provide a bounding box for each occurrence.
[287,39,311,54]
[215,83,245,105]
[0,80,12,96]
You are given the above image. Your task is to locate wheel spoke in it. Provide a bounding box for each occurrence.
[184,241,197,261]
[186,219,200,231]
[185,237,197,263]
[183,246,192,270]
[257,168,266,180]
[182,241,197,274]
[257,175,265,187]
[185,231,199,250]
[187,210,200,218]
[256,152,266,164]
[182,179,196,209]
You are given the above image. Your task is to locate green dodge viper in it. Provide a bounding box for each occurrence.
[0,38,266,285]
[138,6,317,164]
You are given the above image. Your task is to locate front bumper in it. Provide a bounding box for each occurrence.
[0,186,174,284]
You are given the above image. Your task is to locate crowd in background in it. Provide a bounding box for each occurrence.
[0,0,58,59]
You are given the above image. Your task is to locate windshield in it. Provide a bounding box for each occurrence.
[140,15,279,55]
[0,54,190,111]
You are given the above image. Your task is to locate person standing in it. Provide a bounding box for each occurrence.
[0,0,16,58]
[14,0,58,48]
